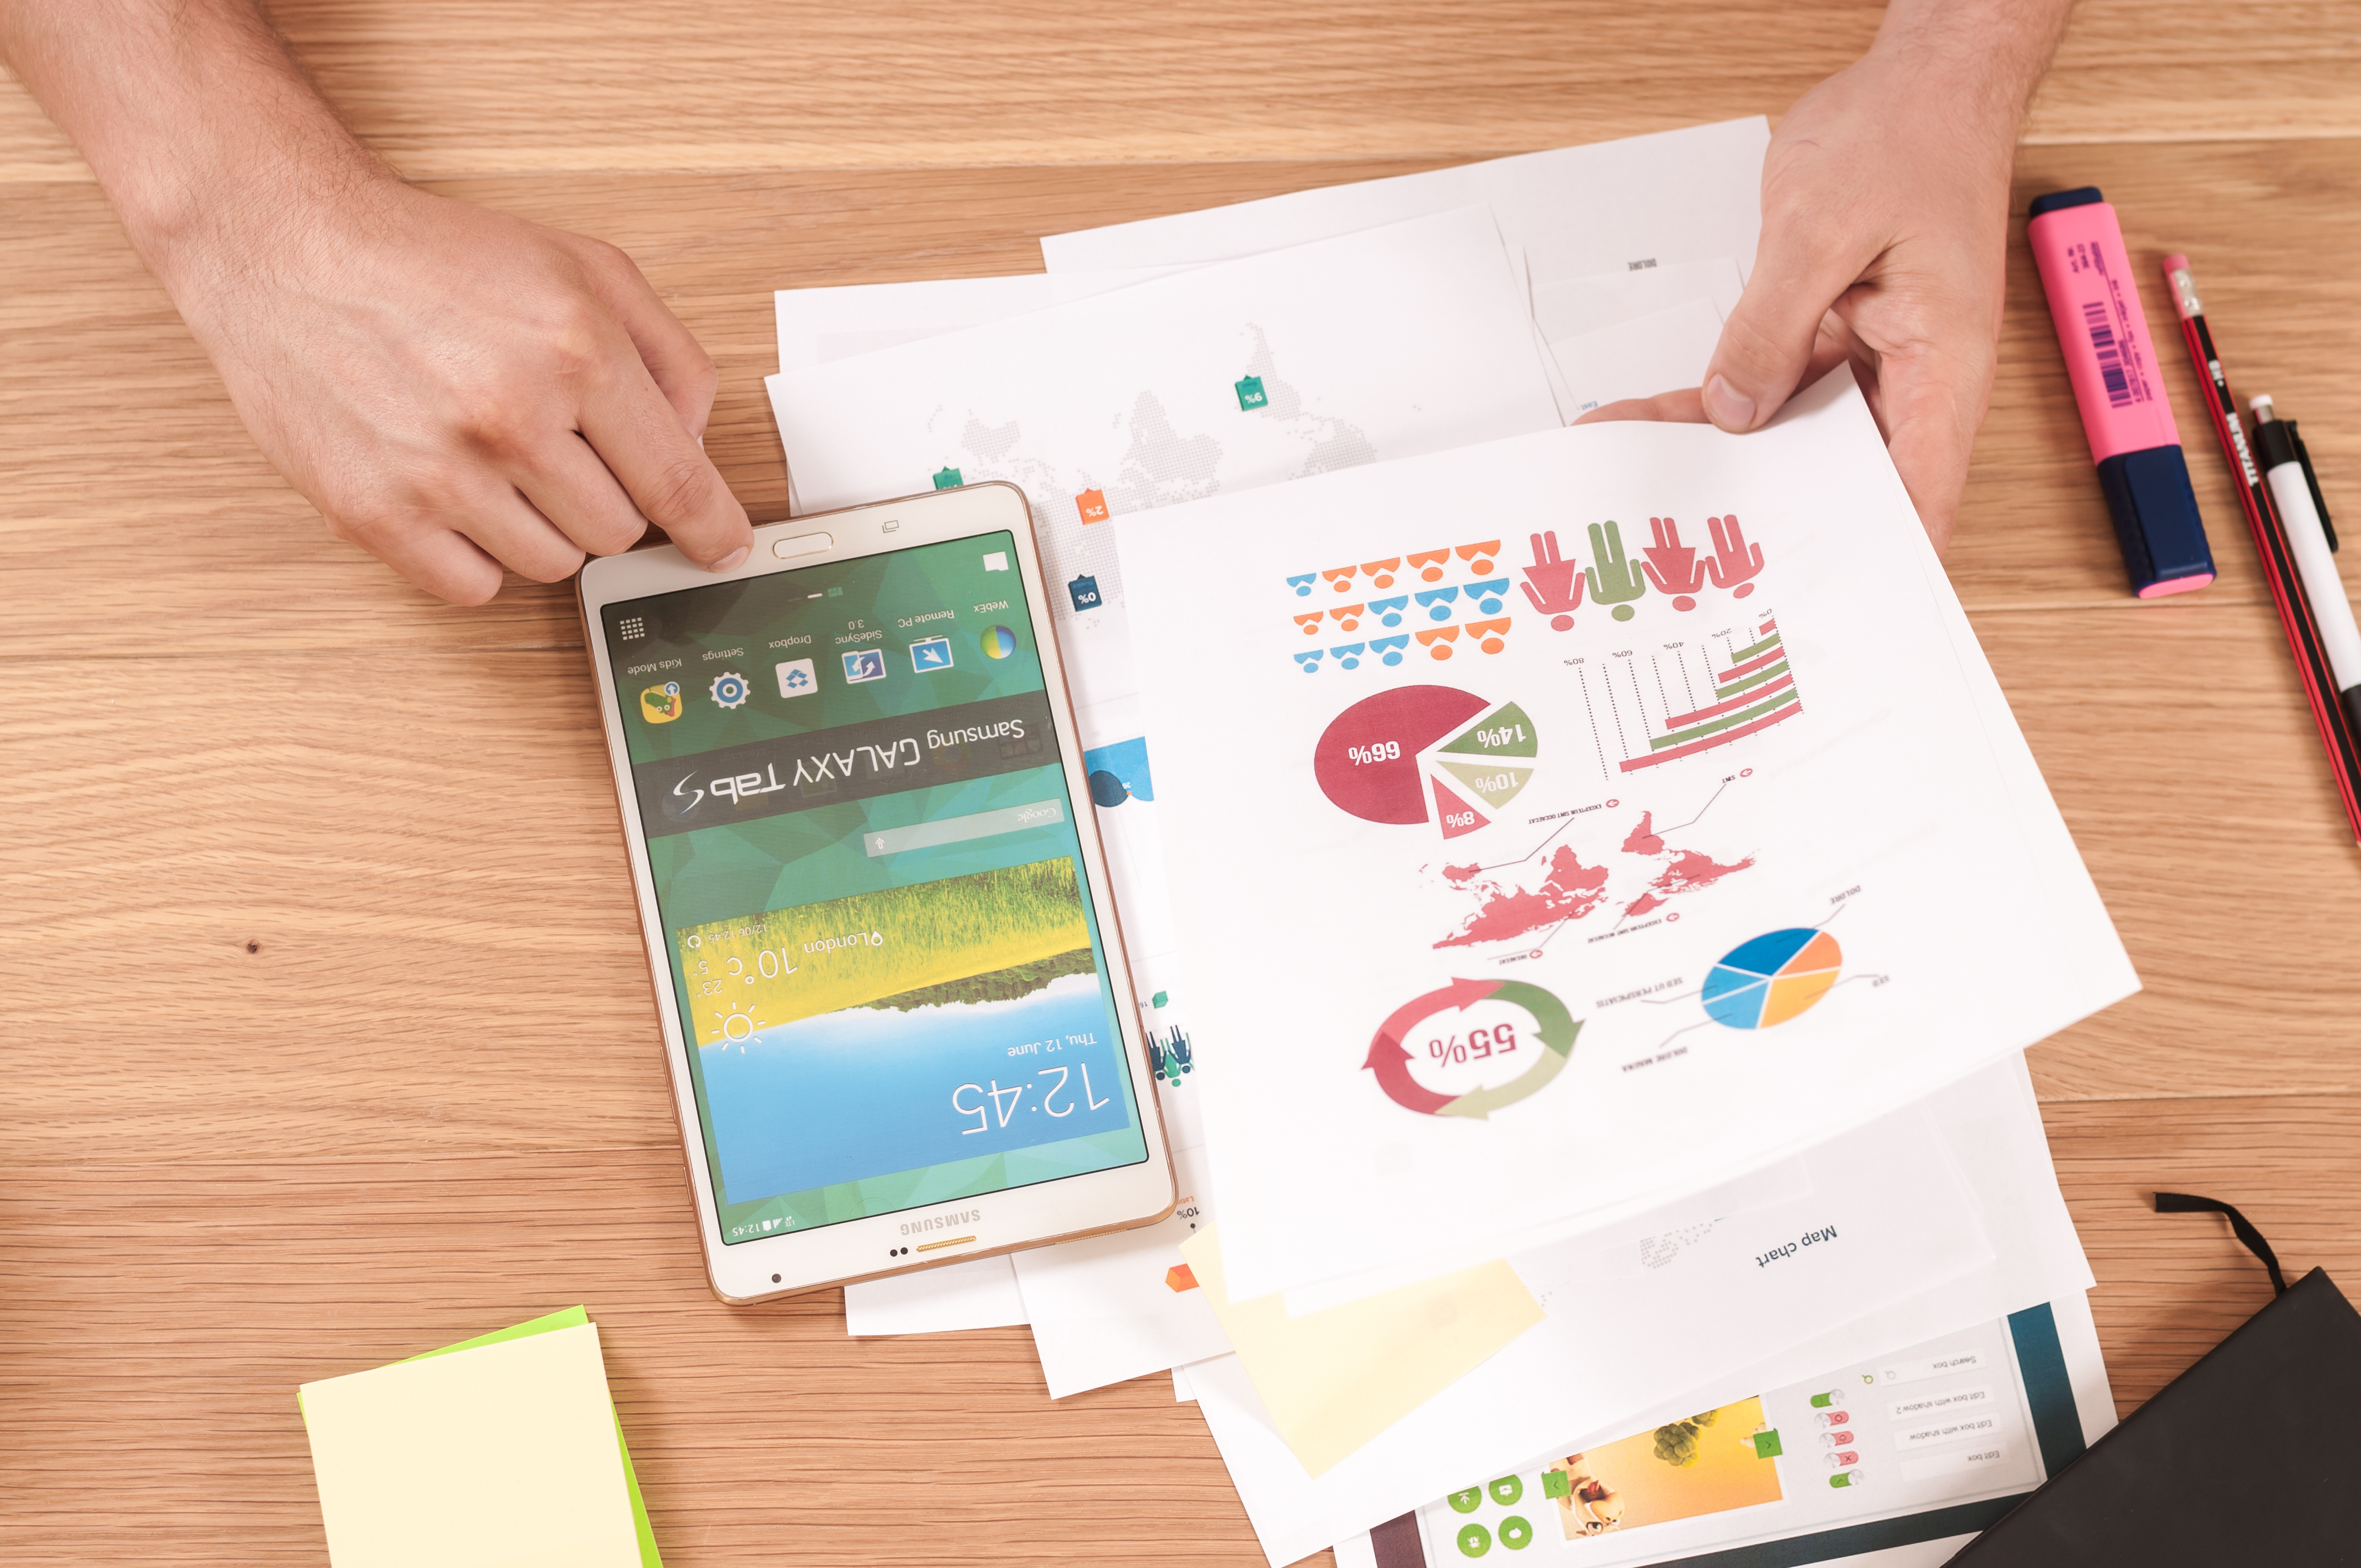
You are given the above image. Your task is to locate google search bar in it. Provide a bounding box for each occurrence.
[862,799,1066,857]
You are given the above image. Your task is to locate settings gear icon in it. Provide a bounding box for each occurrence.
[709,671,750,709]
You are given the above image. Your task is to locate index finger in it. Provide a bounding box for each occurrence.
[1573,388,1707,426]
[577,354,752,571]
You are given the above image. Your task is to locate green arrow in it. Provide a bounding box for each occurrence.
[1488,981,1579,1055]
[1434,982,1581,1120]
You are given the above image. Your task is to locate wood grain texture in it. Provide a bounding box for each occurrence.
[3,1,2358,182]
[3,1,2359,1562]
[5,142,2357,661]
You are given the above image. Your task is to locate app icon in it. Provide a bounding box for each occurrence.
[932,466,962,489]
[983,552,1009,573]
[775,658,816,698]
[1076,489,1109,524]
[639,681,683,723]
[1235,374,1268,410]
[709,671,749,709]
[981,625,1018,660]
[841,649,888,684]
[910,636,954,673]
[617,614,649,641]
[1069,574,1103,613]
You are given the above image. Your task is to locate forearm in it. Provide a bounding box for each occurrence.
[1868,0,2077,140]
[0,0,393,292]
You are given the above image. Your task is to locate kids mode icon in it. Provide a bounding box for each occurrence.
[639,682,683,723]
[841,649,888,684]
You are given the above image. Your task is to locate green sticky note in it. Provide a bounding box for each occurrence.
[301,1307,660,1568]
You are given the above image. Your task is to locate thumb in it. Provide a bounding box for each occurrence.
[1704,221,1875,434]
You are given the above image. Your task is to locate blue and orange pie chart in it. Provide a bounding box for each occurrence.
[1702,928,1842,1030]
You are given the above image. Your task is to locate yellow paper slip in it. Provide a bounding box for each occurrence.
[1179,1224,1545,1477]
[299,1321,643,1568]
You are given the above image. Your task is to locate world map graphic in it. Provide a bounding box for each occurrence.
[1434,809,1753,949]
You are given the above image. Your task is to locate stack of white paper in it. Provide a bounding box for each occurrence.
[751,117,2134,1568]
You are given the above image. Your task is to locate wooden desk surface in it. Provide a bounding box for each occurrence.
[4,3,2359,1562]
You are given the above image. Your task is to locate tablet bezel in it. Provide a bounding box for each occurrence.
[579,483,1176,1302]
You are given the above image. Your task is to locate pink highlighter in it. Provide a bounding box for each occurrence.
[2026,187,2216,596]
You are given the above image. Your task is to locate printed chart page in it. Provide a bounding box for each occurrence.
[1408,1296,2112,1568]
[769,202,1560,731]
[1119,369,2136,1303]
[1040,119,1767,287]
[774,266,1184,374]
[1179,1054,2099,1566]
[780,206,1563,1356]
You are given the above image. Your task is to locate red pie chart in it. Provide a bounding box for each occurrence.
[1313,687,1538,838]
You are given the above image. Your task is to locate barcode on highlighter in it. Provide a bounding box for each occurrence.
[2082,300,2132,407]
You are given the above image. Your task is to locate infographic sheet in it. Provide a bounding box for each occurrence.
[774,208,1564,1358]
[1120,371,2136,1302]
[768,202,1561,725]
[1180,1054,2101,1567]
[1040,119,1769,290]
[1408,1300,2104,1568]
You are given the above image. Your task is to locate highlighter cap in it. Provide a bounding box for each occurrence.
[2098,445,2216,596]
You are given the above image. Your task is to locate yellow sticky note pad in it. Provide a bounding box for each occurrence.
[300,1321,643,1568]
[1180,1225,1544,1477]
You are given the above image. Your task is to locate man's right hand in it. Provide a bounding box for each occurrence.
[175,178,752,604]
[2,0,750,604]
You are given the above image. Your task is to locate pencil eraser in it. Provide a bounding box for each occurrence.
[2098,446,2216,596]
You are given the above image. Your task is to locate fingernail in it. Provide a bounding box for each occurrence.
[710,545,750,572]
[1704,374,1756,431]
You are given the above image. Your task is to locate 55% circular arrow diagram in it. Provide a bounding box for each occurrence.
[1363,977,1581,1118]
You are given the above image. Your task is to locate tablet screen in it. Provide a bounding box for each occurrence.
[600,532,1147,1244]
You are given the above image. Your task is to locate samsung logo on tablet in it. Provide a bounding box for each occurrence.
[901,1210,980,1235]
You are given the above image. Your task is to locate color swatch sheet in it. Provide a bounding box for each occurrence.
[1119,367,2136,1304]
[1185,1053,2096,1565]
[1405,1293,2117,1568]
[298,1309,656,1568]
[1041,119,1769,289]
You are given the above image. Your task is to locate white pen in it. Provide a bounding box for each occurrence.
[2253,395,2361,736]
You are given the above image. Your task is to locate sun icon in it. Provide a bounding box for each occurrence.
[713,1006,766,1053]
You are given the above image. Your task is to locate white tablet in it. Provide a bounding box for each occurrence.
[578,483,1176,1301]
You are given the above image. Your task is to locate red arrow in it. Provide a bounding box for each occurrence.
[1364,977,1503,1115]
